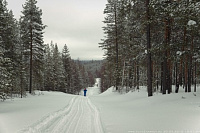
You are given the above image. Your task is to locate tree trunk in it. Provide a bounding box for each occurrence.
[29,21,33,94]
[163,18,171,94]
[136,61,139,91]
[167,22,172,94]
[156,66,159,91]
[188,35,194,92]
[163,51,167,95]
[161,62,163,92]
[146,0,152,97]
[184,26,188,93]
[179,58,183,86]
[114,2,119,91]
[194,61,197,92]
[134,61,136,89]
[175,62,179,93]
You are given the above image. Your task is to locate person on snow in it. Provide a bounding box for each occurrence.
[83,88,87,96]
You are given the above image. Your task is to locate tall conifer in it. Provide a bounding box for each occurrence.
[20,0,45,93]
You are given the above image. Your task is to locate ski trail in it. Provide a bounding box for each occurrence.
[18,96,105,133]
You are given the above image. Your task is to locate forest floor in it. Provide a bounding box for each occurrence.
[1,79,200,133]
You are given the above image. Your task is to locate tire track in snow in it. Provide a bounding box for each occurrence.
[18,96,105,133]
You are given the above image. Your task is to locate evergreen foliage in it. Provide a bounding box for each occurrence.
[100,0,200,95]
[0,0,95,100]
[20,0,45,94]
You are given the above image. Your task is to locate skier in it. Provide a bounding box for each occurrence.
[83,88,87,97]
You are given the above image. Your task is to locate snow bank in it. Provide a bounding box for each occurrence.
[91,87,200,133]
[0,91,74,133]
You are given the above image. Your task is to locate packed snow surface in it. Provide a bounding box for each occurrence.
[18,97,104,133]
[1,78,200,133]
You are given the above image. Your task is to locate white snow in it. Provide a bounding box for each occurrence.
[91,86,200,133]
[176,51,183,56]
[0,92,75,133]
[188,20,197,26]
[1,79,200,133]
[18,97,104,133]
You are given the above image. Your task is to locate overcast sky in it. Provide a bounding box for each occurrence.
[6,0,107,60]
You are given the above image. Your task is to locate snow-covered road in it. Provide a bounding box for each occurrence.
[18,96,105,133]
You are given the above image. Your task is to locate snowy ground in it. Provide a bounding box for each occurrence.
[1,78,200,133]
[0,92,75,133]
[0,79,104,133]
[18,96,104,133]
[91,86,200,133]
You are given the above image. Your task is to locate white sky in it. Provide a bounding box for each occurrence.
[6,0,107,60]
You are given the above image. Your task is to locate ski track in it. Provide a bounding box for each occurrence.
[18,96,105,133]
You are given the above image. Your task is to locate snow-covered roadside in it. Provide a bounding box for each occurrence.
[91,87,200,133]
[0,91,75,133]
[1,78,200,133]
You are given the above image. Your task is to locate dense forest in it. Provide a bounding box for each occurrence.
[0,0,95,100]
[99,0,200,96]
[80,60,104,79]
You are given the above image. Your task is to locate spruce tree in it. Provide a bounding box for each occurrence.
[62,44,72,93]
[52,44,65,92]
[0,0,6,93]
[0,0,16,95]
[43,43,54,91]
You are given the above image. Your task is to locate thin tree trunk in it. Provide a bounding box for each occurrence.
[136,60,139,91]
[163,18,170,95]
[188,36,193,92]
[129,60,134,89]
[29,2,33,94]
[194,61,197,92]
[121,60,126,88]
[175,62,179,93]
[134,61,136,89]
[179,58,183,86]
[173,63,176,85]
[167,21,172,94]
[19,27,24,98]
[146,0,152,97]
[156,66,159,91]
[184,26,188,93]
[163,50,167,95]
[188,35,194,92]
[114,2,119,91]
[161,62,163,92]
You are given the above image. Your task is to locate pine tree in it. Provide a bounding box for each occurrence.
[100,0,121,91]
[146,0,152,96]
[20,0,45,93]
